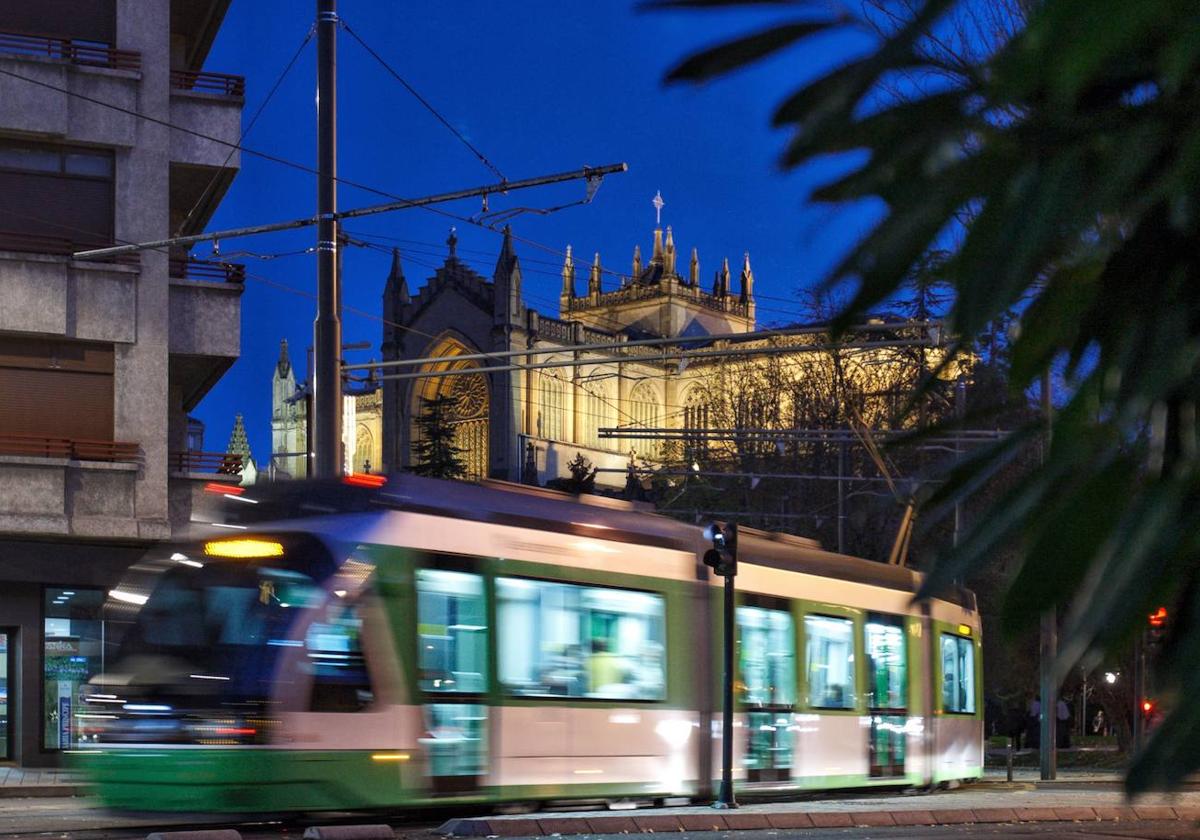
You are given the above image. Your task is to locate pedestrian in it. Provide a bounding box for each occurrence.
[1092,708,1107,736]
[1056,697,1071,748]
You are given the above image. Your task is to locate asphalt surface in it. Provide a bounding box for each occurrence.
[3,785,1200,840]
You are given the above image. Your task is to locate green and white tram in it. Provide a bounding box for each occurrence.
[74,475,982,812]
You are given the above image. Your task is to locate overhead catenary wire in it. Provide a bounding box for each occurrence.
[176,25,316,237]
[340,19,505,182]
[73,162,627,260]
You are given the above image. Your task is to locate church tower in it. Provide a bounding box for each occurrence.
[271,339,308,479]
[562,191,756,338]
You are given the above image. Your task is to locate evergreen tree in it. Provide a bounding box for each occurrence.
[411,394,467,480]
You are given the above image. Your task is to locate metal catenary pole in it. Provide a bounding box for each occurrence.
[313,0,341,478]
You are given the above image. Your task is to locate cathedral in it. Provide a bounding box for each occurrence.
[270,338,383,479]
[381,200,778,489]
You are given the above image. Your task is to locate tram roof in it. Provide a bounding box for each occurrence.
[214,475,972,609]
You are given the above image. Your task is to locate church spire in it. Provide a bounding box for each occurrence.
[276,338,292,378]
[560,244,576,309]
[446,226,458,260]
[689,247,699,287]
[739,251,754,303]
[714,257,731,297]
[385,247,409,306]
[493,225,523,326]
[632,243,642,278]
[226,413,251,462]
[589,251,602,300]
[651,227,664,264]
[664,226,676,274]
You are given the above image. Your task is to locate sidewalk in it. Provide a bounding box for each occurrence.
[0,766,89,798]
[439,785,1200,836]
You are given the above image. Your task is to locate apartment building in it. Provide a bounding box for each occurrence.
[0,0,244,766]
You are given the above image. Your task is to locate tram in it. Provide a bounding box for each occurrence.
[73,475,982,812]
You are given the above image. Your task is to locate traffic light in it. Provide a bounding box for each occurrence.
[703,522,738,577]
[1147,606,1169,651]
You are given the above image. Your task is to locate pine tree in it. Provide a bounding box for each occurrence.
[411,394,468,480]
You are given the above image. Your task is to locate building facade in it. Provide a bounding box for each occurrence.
[381,211,950,491]
[0,0,244,766]
[269,338,383,479]
[380,216,770,488]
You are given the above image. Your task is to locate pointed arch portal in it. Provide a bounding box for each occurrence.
[410,335,490,480]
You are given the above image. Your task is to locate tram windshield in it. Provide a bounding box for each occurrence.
[85,536,338,729]
[115,562,322,695]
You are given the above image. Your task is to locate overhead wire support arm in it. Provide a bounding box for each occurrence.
[72,163,628,260]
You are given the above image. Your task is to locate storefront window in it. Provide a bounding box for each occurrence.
[43,588,111,750]
[1,632,9,760]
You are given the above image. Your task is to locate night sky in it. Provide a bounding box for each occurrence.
[195,1,878,464]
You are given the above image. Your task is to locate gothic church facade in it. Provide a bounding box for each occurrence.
[381,213,762,488]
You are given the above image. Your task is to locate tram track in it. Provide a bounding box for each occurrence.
[0,784,993,840]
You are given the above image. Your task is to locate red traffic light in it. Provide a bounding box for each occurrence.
[1142,700,1154,714]
[1149,606,1168,628]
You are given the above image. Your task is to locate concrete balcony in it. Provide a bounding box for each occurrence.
[0,448,144,539]
[0,245,139,343]
[168,259,243,409]
[167,450,243,531]
[168,69,242,170]
[0,40,141,149]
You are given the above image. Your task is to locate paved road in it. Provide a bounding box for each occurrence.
[3,788,1199,840]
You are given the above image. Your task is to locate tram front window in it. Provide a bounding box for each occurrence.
[83,541,334,744]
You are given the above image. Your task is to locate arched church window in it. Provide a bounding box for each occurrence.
[354,424,373,474]
[409,336,490,481]
[539,372,568,443]
[629,381,661,459]
[682,386,710,460]
[580,378,616,450]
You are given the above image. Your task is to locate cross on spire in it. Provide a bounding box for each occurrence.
[652,190,664,226]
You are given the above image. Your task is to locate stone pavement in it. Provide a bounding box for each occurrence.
[439,786,1200,836]
[0,766,87,798]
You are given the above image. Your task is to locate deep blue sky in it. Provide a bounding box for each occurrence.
[195,1,877,463]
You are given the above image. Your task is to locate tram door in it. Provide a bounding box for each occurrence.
[738,601,797,782]
[415,568,490,795]
[865,614,907,778]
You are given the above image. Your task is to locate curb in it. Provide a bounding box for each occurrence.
[437,805,1200,836]
[0,785,90,798]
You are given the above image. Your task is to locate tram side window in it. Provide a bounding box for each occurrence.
[306,602,373,712]
[738,605,795,707]
[940,633,976,714]
[865,614,907,710]
[416,569,488,693]
[497,577,665,700]
[805,614,855,709]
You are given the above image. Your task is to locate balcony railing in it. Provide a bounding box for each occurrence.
[169,257,245,284]
[0,30,140,71]
[0,433,139,462]
[172,450,243,475]
[170,69,245,98]
[0,230,141,266]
